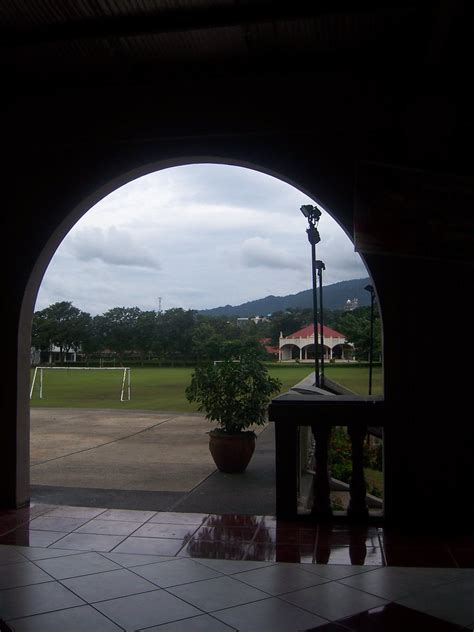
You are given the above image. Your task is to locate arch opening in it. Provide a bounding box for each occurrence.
[20,158,382,520]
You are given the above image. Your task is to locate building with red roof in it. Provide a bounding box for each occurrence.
[279,324,351,361]
[259,338,280,357]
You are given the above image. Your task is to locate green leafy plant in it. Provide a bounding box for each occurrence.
[329,427,353,483]
[329,428,383,497]
[186,353,282,436]
[363,439,383,470]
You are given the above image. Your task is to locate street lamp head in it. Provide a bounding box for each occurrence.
[306,226,321,245]
[364,284,374,294]
[315,260,325,270]
[300,205,322,223]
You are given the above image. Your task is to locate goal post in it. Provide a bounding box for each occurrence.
[30,366,131,401]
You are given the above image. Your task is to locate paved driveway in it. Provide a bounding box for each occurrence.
[30,409,216,492]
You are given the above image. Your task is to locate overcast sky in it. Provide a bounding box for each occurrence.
[35,164,367,316]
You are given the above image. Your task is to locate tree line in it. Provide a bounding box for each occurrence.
[32,301,381,364]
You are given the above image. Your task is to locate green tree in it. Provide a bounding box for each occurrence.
[94,307,142,364]
[32,301,91,362]
[334,307,381,361]
[191,321,225,361]
[80,315,103,358]
[190,316,270,362]
[154,308,198,359]
[268,308,313,345]
[134,310,159,362]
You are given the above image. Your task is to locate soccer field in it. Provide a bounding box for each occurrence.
[29,365,382,411]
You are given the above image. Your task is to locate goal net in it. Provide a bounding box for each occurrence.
[30,367,131,402]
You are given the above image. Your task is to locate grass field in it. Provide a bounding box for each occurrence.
[30,364,383,411]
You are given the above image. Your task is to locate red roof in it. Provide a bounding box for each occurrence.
[259,338,280,355]
[286,324,346,339]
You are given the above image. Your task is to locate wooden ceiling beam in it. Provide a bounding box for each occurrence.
[1,1,420,48]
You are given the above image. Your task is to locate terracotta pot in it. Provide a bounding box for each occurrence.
[208,432,256,473]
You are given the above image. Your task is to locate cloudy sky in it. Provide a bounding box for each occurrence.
[35,164,367,316]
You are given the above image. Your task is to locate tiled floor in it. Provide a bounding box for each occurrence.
[1,504,473,631]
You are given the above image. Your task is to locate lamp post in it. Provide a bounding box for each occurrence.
[316,260,326,387]
[364,284,375,396]
[301,205,321,388]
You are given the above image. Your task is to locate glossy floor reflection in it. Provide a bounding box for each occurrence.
[1,504,473,631]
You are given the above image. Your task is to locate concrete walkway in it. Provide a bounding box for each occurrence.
[30,408,275,514]
[31,409,216,492]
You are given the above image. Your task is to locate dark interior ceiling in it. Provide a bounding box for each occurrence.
[2,1,472,87]
[3,0,474,185]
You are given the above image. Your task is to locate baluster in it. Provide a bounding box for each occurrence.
[349,526,368,564]
[310,423,333,519]
[315,523,332,563]
[347,423,369,520]
[274,421,298,519]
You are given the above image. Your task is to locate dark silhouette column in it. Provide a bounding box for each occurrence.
[311,423,333,519]
[347,424,369,520]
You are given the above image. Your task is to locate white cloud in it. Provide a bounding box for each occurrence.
[68,226,161,270]
[241,237,305,271]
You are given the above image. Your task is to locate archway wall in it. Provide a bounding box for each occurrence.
[280,345,300,361]
[4,130,363,510]
[3,75,473,525]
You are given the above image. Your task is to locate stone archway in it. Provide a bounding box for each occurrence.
[280,344,300,361]
[9,150,378,509]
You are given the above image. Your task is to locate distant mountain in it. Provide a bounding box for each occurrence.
[200,277,371,317]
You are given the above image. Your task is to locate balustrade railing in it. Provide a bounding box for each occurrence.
[268,386,384,522]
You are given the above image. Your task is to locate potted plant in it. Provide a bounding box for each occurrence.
[186,352,282,473]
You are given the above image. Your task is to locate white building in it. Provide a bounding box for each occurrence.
[279,323,350,361]
[237,316,270,326]
[31,346,79,365]
[344,298,359,311]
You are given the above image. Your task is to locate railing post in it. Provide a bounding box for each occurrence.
[347,423,369,520]
[310,423,333,519]
[274,421,298,519]
[269,392,384,523]
[349,526,369,564]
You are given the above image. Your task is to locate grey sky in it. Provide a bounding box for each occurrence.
[35,164,367,316]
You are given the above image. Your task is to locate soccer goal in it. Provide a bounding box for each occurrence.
[29,366,131,401]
